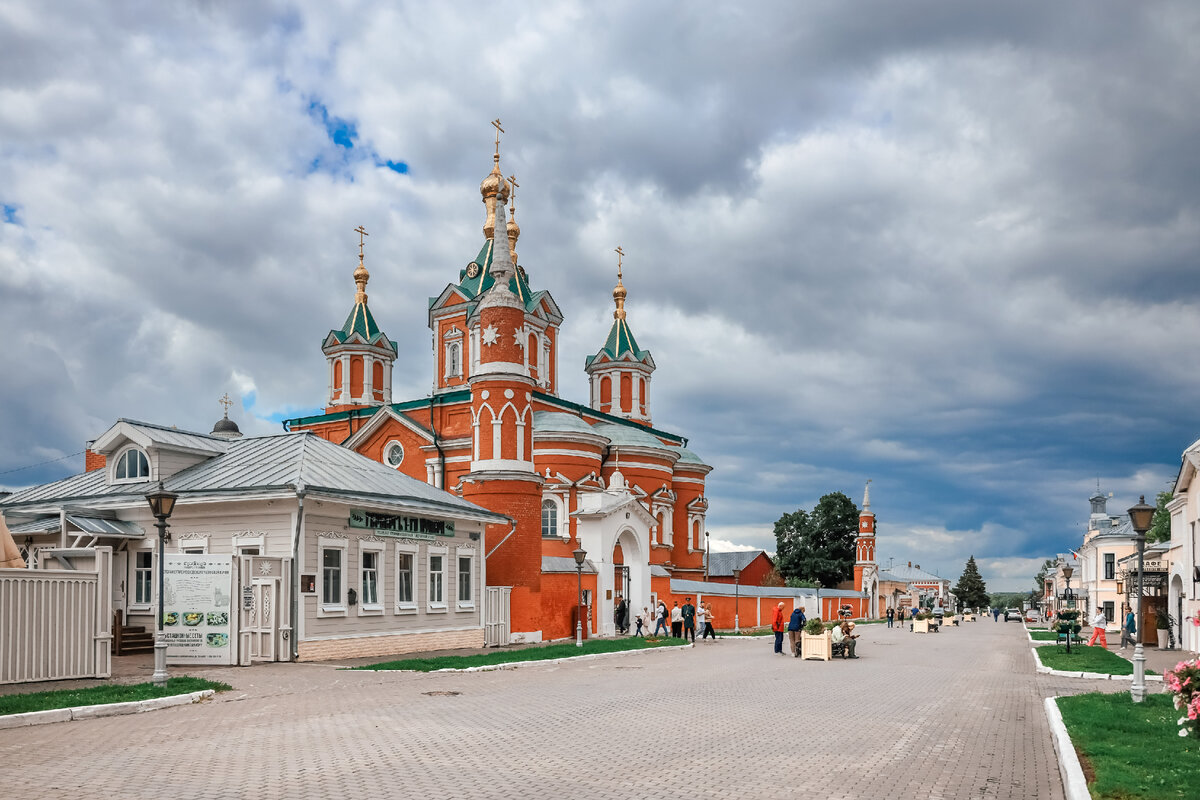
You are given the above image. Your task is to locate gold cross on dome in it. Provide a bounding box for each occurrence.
[614,246,625,281]
[219,393,233,415]
[354,225,369,260]
[508,174,519,213]
[491,118,504,156]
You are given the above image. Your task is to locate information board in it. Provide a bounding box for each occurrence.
[163,554,236,665]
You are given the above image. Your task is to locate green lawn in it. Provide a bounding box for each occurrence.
[1030,630,1060,641]
[1038,644,1155,675]
[0,677,230,717]
[1058,692,1199,799]
[354,636,683,671]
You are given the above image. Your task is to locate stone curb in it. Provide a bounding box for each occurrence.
[0,690,215,730]
[1030,647,1163,682]
[1044,696,1091,800]
[427,643,696,673]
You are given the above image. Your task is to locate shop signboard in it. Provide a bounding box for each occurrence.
[163,554,236,665]
[348,509,454,538]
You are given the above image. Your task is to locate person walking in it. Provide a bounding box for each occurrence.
[786,606,805,656]
[671,601,683,638]
[1087,608,1108,648]
[681,597,697,643]
[614,595,628,635]
[702,603,718,640]
[1120,604,1137,650]
[771,601,786,655]
[654,601,669,637]
[635,607,648,637]
[886,607,895,629]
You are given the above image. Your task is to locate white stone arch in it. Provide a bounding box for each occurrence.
[1170,573,1185,649]
[606,526,649,635]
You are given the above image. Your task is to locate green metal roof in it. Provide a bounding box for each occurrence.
[328,300,397,353]
[281,391,471,430]
[584,317,649,368]
[433,238,539,311]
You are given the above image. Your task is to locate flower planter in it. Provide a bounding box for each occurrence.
[964,613,976,622]
[1157,629,1169,649]
[912,619,930,634]
[800,630,832,660]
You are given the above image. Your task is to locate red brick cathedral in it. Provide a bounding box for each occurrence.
[288,138,712,642]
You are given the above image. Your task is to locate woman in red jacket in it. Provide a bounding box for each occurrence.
[772,602,786,655]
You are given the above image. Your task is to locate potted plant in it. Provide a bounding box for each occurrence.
[1156,613,1170,649]
[801,617,832,660]
[1055,610,1082,646]
[912,612,931,634]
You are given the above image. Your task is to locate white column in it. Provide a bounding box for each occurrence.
[363,355,374,403]
[383,360,392,403]
[340,354,350,401]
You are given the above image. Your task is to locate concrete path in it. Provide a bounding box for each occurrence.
[0,618,1152,799]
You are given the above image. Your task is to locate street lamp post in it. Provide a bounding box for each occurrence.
[145,482,179,688]
[732,566,742,633]
[1062,565,1074,654]
[1128,495,1155,703]
[573,547,587,648]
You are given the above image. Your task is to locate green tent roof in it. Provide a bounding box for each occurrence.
[585,317,650,368]
[448,238,538,310]
[327,300,397,352]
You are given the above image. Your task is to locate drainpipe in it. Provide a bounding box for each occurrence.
[429,394,445,489]
[486,517,518,560]
[290,480,306,662]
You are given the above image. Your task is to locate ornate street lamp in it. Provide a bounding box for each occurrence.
[732,566,742,633]
[1128,495,1155,703]
[573,547,587,648]
[1061,565,1074,654]
[145,482,178,688]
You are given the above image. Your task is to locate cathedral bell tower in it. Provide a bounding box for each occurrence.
[854,480,878,617]
[585,248,656,425]
[460,177,545,642]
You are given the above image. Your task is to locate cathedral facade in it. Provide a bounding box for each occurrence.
[287,142,712,642]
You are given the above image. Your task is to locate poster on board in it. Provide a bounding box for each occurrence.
[163,554,236,665]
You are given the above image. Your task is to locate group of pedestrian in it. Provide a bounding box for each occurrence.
[621,597,718,643]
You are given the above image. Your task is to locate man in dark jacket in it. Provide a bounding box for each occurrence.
[614,596,628,635]
[787,606,806,657]
[681,597,696,642]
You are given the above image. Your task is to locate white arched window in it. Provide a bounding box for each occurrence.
[446,342,462,378]
[541,499,558,538]
[114,448,150,481]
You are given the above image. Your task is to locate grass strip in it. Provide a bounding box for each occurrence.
[1030,630,1059,641]
[355,636,683,671]
[0,676,231,716]
[1038,644,1155,675]
[1058,692,1199,799]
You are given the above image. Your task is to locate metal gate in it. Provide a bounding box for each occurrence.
[483,586,511,647]
[238,556,292,663]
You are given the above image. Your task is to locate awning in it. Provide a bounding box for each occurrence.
[5,517,60,535]
[4,515,144,538]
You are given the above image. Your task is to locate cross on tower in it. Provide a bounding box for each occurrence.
[354,225,369,261]
[614,246,625,280]
[219,393,233,418]
[491,118,504,156]
[507,174,519,213]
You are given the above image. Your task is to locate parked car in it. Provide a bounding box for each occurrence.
[1004,608,1022,622]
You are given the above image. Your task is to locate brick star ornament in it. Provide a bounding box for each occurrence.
[482,324,499,346]
[512,329,525,348]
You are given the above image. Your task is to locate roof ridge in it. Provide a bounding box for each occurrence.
[115,418,225,440]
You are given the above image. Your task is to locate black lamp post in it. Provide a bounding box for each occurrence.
[1128,495,1155,703]
[1061,565,1074,654]
[573,547,587,648]
[146,482,178,688]
[732,566,742,633]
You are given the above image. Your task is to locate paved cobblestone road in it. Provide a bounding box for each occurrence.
[1,619,1154,799]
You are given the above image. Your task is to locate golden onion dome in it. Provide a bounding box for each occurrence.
[480,157,510,201]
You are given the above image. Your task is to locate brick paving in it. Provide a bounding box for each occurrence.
[0,618,1161,799]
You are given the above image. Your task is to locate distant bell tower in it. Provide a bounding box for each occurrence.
[585,247,656,425]
[322,226,397,412]
[854,480,878,617]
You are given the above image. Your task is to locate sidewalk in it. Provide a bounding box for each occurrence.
[1030,623,1197,675]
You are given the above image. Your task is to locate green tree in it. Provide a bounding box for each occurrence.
[1032,558,1056,596]
[773,492,859,588]
[1147,489,1174,544]
[952,555,989,611]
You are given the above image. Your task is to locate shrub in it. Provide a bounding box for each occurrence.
[1157,614,1170,630]
[915,612,931,621]
[803,617,826,636]
[1165,658,1200,739]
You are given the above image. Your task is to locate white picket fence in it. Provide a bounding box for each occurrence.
[0,547,113,683]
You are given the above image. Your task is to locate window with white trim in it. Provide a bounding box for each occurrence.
[1104,552,1115,580]
[114,448,150,481]
[134,550,153,605]
[541,499,558,538]
[359,541,385,614]
[178,535,209,554]
[384,440,405,469]
[395,543,417,613]
[457,549,475,609]
[427,547,447,611]
[318,536,348,616]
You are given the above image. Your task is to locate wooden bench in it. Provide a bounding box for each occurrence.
[831,641,848,658]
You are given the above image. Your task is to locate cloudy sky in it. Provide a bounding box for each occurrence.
[2,2,1198,590]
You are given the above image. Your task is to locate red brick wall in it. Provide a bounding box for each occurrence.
[463,477,542,633]
[85,450,106,472]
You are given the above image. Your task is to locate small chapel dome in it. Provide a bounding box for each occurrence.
[211,416,242,439]
[480,161,511,202]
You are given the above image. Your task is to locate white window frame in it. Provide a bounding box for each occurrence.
[383,439,405,470]
[456,547,476,610]
[317,536,348,617]
[541,497,560,539]
[132,547,154,610]
[234,533,265,556]
[112,446,151,483]
[358,540,385,615]
[427,545,448,613]
[394,542,419,614]
[177,534,209,554]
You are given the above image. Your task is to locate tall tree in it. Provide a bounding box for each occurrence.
[1148,489,1174,544]
[953,555,989,610]
[773,492,859,588]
